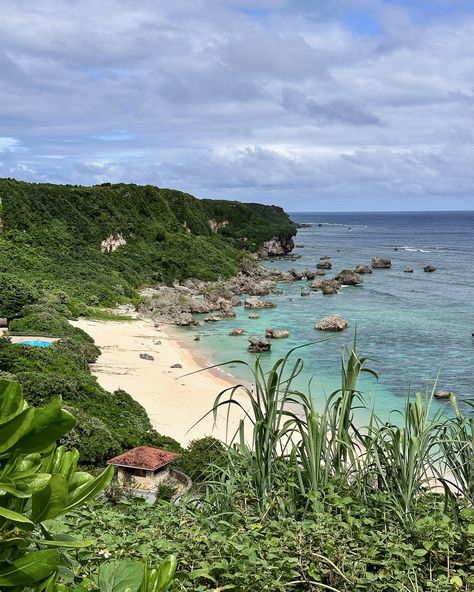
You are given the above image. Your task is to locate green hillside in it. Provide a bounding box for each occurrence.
[0,179,296,310]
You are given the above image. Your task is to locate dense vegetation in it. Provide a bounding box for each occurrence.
[59,343,474,591]
[0,179,295,312]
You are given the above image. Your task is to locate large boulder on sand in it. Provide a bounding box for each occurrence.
[334,270,364,286]
[248,336,271,353]
[355,264,372,274]
[372,257,392,269]
[317,261,332,270]
[315,314,348,331]
[265,328,289,339]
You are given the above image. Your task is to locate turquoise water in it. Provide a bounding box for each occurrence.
[179,211,474,420]
[17,340,53,348]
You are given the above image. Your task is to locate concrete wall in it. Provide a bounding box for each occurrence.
[117,466,171,491]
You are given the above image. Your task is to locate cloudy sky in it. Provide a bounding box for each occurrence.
[1,0,474,211]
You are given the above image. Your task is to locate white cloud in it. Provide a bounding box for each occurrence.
[0,0,473,210]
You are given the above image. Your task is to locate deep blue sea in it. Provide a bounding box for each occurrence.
[180,211,474,421]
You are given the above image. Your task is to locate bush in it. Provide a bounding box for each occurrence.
[177,436,226,481]
[0,272,38,318]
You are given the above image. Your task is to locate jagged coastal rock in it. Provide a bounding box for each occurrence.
[229,328,245,336]
[372,257,392,269]
[355,264,372,274]
[248,336,271,352]
[244,297,276,310]
[334,270,364,286]
[265,328,289,339]
[315,314,348,331]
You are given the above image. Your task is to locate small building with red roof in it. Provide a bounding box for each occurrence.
[107,446,180,491]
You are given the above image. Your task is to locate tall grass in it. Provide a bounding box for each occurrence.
[198,336,473,527]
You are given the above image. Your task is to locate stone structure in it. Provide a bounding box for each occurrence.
[107,447,180,491]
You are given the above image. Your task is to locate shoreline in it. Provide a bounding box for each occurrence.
[71,318,248,447]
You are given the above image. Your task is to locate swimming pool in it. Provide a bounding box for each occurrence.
[16,340,53,348]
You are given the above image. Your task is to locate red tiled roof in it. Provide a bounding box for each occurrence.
[107,447,180,470]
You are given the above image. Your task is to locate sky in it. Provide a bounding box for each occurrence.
[1,1,474,211]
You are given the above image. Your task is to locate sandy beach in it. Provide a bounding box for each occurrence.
[71,318,247,446]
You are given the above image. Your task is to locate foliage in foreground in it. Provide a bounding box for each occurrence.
[62,339,474,591]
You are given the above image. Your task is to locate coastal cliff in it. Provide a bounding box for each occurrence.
[0,179,296,309]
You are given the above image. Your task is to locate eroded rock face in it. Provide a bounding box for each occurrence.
[265,328,289,339]
[257,237,295,259]
[316,261,332,270]
[101,233,127,253]
[334,270,364,286]
[372,257,392,269]
[248,336,271,352]
[244,298,276,309]
[424,265,436,272]
[229,328,245,336]
[208,219,229,233]
[355,264,372,274]
[315,314,348,331]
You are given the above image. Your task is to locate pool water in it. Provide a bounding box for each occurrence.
[16,340,53,348]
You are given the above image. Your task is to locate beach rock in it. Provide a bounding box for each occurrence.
[229,328,245,336]
[139,353,154,361]
[309,279,324,290]
[244,297,276,310]
[248,313,260,319]
[301,289,310,297]
[248,336,271,353]
[175,313,199,326]
[372,257,392,269]
[355,264,372,274]
[321,280,341,295]
[171,363,183,368]
[288,268,304,281]
[315,314,348,331]
[219,308,236,318]
[243,279,276,296]
[316,261,332,270]
[265,328,289,339]
[404,268,414,273]
[204,316,221,322]
[334,270,364,286]
[423,265,437,272]
[434,390,453,400]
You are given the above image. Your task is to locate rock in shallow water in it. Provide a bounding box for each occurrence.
[423,265,437,272]
[248,337,271,353]
[372,257,392,269]
[229,328,245,336]
[265,328,289,339]
[315,314,348,331]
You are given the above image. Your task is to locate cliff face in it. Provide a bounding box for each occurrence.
[0,179,296,306]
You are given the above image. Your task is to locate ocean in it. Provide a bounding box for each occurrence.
[179,211,474,420]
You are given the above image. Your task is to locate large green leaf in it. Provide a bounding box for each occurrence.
[14,397,76,454]
[0,380,24,421]
[13,473,51,496]
[62,465,114,514]
[98,560,144,592]
[0,506,34,529]
[0,549,59,586]
[31,474,68,523]
[0,407,34,454]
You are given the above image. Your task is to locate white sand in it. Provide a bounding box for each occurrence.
[71,318,248,446]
